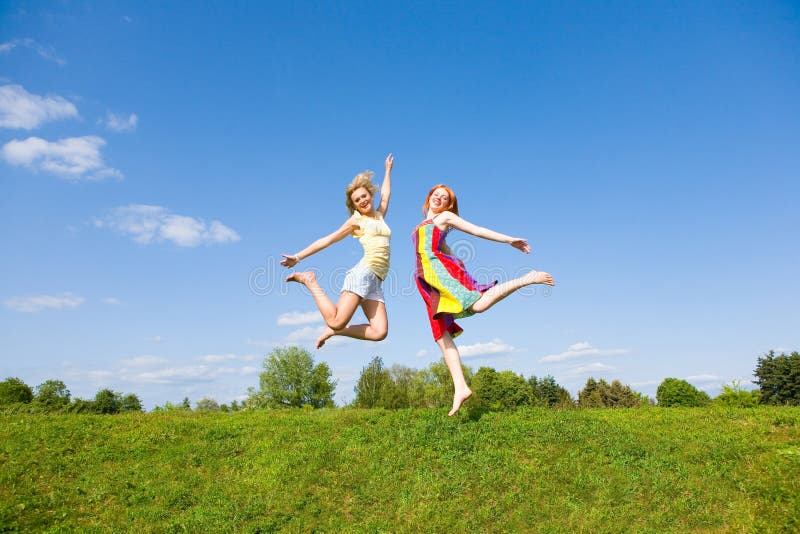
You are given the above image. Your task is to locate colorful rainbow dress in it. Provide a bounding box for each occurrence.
[413,219,497,340]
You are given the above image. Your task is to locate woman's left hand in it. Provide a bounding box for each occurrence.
[385,153,394,171]
[509,238,531,254]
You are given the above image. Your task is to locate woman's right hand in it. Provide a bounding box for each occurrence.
[385,153,394,171]
[509,238,531,254]
[280,254,299,267]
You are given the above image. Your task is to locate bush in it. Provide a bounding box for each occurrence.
[34,380,71,412]
[472,367,531,410]
[656,378,710,407]
[0,377,34,405]
[714,381,760,408]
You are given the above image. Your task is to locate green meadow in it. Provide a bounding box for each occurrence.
[2,407,799,533]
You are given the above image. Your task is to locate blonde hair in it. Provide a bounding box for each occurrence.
[422,184,459,216]
[345,171,378,213]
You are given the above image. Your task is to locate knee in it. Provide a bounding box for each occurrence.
[327,318,348,330]
[373,326,388,341]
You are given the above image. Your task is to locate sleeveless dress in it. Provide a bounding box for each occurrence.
[413,219,497,340]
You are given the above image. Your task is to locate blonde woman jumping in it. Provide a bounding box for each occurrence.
[281,154,394,349]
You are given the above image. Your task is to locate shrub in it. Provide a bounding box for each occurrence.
[656,378,710,407]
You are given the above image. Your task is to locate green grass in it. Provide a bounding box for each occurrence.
[1,407,799,532]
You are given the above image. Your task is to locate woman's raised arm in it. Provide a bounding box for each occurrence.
[377,153,394,216]
[436,211,531,254]
[280,216,359,267]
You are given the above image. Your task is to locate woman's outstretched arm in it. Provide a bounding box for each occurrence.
[434,211,531,254]
[377,153,394,216]
[280,216,359,267]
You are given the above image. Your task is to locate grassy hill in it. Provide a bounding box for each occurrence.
[1,407,798,532]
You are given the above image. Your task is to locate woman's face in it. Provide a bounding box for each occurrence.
[350,187,373,214]
[428,187,451,214]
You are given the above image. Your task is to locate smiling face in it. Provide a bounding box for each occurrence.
[428,188,450,214]
[350,186,374,215]
[423,184,458,216]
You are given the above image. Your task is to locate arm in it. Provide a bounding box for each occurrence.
[280,216,359,267]
[435,211,531,254]
[377,153,394,216]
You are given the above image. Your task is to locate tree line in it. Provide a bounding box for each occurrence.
[2,348,797,413]
[0,378,143,414]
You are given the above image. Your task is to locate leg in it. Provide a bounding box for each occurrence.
[436,332,472,416]
[317,299,388,349]
[286,271,361,330]
[470,269,554,314]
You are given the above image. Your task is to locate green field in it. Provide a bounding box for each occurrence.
[1,407,799,532]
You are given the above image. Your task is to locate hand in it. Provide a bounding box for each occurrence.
[385,153,394,171]
[509,238,531,254]
[280,254,299,267]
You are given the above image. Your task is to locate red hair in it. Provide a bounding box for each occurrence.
[422,184,459,216]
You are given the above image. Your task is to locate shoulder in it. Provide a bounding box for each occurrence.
[432,210,458,228]
[346,213,363,234]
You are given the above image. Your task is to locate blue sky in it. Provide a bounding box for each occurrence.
[1,1,798,409]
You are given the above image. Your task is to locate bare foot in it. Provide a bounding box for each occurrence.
[448,388,473,416]
[522,269,555,286]
[316,326,335,349]
[285,271,317,285]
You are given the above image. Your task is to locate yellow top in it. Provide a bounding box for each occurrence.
[352,211,391,280]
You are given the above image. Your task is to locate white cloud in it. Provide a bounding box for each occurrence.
[686,374,721,382]
[2,136,123,181]
[0,84,78,129]
[124,360,260,385]
[4,292,84,313]
[457,338,515,358]
[0,39,65,65]
[539,342,628,363]
[277,311,323,326]
[94,204,240,247]
[416,349,428,358]
[286,326,324,342]
[121,355,169,367]
[101,297,121,305]
[103,112,138,132]
[572,363,615,374]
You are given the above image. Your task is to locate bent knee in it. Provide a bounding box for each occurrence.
[327,318,349,330]
[373,328,388,341]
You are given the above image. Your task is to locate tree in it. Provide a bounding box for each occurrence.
[472,367,532,410]
[415,361,473,409]
[354,356,390,408]
[94,389,122,414]
[379,365,418,409]
[251,346,337,408]
[754,351,800,406]
[0,377,34,405]
[578,378,644,408]
[528,375,573,408]
[34,380,71,411]
[121,393,143,412]
[656,378,710,407]
[195,397,220,411]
